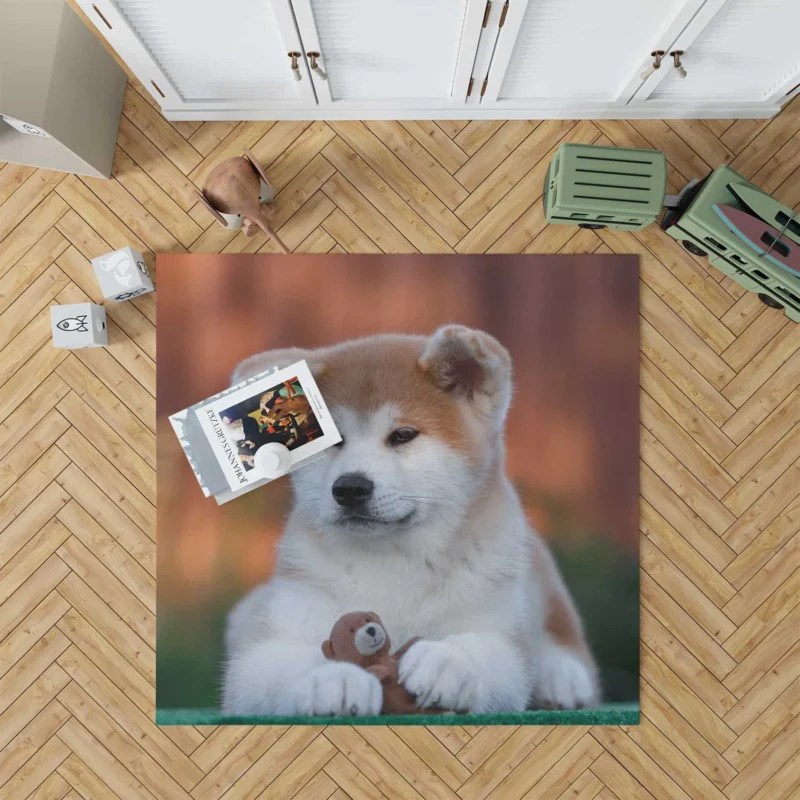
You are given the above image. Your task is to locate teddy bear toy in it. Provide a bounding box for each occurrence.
[196,148,289,254]
[321,611,433,715]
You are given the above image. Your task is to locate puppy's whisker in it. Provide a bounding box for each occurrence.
[433,510,453,526]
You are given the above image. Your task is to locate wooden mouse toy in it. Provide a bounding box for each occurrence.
[196,148,289,254]
[321,611,427,715]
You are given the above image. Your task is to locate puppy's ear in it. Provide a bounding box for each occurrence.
[321,639,334,660]
[230,348,326,386]
[419,326,512,423]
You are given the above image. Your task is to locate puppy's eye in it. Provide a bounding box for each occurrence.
[388,427,419,446]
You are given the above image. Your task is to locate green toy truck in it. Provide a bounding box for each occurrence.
[544,142,800,322]
[660,165,800,322]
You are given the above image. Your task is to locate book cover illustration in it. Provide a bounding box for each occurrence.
[170,360,341,504]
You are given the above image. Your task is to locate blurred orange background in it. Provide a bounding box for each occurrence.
[156,253,640,706]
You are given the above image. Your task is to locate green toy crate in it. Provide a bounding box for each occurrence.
[544,143,667,231]
[660,164,800,323]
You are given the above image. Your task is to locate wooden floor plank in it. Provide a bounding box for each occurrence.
[57,752,123,800]
[723,550,800,657]
[723,641,800,734]
[639,356,736,463]
[641,537,736,643]
[0,698,71,789]
[55,428,154,539]
[400,121,469,174]
[55,175,148,255]
[641,500,736,607]
[364,120,468,210]
[0,163,36,207]
[77,172,184,255]
[722,388,800,479]
[640,680,737,790]
[323,132,460,250]
[0,229,68,317]
[0,170,66,244]
[453,121,506,155]
[55,464,155,576]
[56,572,155,683]
[640,392,735,500]
[115,116,200,212]
[0,193,69,277]
[111,148,202,249]
[0,516,72,609]
[0,264,69,347]
[454,119,582,230]
[262,122,336,192]
[0,593,70,684]
[322,172,416,254]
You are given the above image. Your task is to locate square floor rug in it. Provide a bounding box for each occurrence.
[156,253,640,726]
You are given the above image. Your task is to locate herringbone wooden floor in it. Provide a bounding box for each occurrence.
[2,69,800,798]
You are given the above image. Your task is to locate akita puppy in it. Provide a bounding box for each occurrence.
[222,326,598,716]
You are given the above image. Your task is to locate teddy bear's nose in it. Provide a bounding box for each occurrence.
[366,626,376,636]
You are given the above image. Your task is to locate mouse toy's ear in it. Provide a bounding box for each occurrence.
[230,348,327,386]
[419,326,513,425]
[195,190,229,228]
[321,639,334,660]
[243,147,272,188]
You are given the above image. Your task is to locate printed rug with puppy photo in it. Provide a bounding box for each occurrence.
[156,253,640,726]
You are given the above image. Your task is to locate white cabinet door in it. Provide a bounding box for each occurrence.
[75,0,316,112]
[289,0,486,109]
[632,0,800,108]
[478,0,708,111]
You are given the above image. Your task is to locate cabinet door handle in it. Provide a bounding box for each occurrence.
[288,51,302,81]
[307,52,328,81]
[670,50,687,79]
[640,50,665,80]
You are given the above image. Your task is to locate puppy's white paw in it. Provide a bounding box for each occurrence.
[533,646,596,709]
[399,640,479,711]
[295,662,382,716]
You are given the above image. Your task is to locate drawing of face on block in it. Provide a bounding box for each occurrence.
[91,246,154,303]
[100,250,136,287]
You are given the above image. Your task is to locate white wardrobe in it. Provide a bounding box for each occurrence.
[77,0,800,120]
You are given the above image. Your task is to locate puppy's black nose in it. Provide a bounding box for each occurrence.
[365,626,376,636]
[332,473,374,508]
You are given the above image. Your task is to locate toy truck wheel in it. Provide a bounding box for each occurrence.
[578,223,606,230]
[758,293,784,310]
[682,240,707,257]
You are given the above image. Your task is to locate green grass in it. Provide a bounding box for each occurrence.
[156,702,640,727]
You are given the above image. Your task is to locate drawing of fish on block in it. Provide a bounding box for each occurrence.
[50,302,108,348]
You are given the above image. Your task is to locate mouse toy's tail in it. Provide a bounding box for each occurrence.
[253,213,290,254]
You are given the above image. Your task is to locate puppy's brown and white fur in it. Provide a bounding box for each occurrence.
[222,326,598,716]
